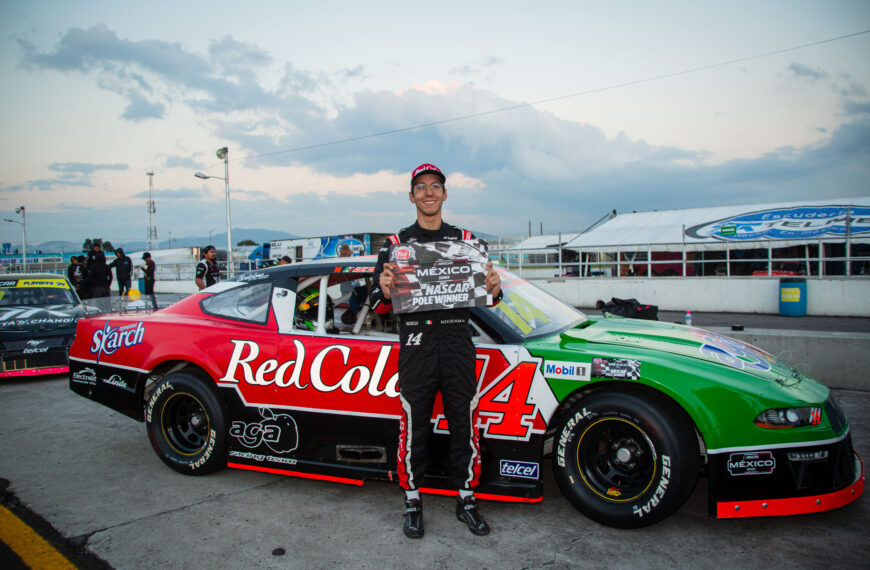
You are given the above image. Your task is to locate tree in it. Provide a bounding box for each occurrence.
[237,239,257,246]
[103,241,115,253]
[82,238,111,253]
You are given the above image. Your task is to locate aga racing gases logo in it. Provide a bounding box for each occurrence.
[230,408,299,454]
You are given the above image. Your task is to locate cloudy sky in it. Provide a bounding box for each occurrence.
[1,1,868,248]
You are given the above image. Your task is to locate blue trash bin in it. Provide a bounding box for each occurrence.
[779,278,807,317]
[138,278,145,293]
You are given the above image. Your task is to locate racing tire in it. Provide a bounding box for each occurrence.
[552,390,698,528]
[145,371,227,475]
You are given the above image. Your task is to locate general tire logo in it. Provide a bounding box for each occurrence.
[230,408,299,454]
[727,451,776,476]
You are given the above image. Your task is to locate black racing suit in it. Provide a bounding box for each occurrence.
[196,259,221,288]
[370,221,501,491]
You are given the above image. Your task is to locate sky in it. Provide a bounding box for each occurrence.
[1,0,869,249]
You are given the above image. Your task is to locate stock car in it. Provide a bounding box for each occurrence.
[67,257,864,528]
[1,273,87,378]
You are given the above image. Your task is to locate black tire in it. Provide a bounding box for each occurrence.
[145,371,227,475]
[553,390,698,528]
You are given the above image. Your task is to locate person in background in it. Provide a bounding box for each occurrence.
[108,248,133,297]
[277,255,292,266]
[74,255,90,299]
[139,252,157,309]
[67,256,78,285]
[338,244,367,325]
[86,243,102,267]
[87,251,113,310]
[195,245,221,290]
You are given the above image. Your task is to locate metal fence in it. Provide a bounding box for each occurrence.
[491,238,870,279]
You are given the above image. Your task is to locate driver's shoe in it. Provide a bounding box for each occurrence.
[456,495,490,535]
[403,498,424,538]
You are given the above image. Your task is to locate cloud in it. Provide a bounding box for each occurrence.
[48,162,128,174]
[450,56,504,77]
[787,62,828,81]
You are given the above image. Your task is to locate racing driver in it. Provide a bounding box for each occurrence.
[370,163,502,538]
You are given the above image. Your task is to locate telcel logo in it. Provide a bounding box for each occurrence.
[499,460,539,480]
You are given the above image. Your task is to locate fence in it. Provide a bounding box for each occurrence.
[491,238,870,279]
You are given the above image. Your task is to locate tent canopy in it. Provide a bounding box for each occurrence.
[559,198,870,253]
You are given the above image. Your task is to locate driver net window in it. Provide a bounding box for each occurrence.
[201,282,272,324]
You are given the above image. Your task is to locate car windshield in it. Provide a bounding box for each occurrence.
[485,269,587,341]
[0,278,78,307]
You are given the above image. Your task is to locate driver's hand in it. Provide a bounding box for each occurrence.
[379,263,395,299]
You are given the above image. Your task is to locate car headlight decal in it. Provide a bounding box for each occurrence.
[754,407,822,428]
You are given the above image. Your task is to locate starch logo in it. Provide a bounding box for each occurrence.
[543,360,591,381]
[90,321,145,361]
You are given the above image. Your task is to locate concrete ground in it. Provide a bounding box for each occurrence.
[0,375,866,569]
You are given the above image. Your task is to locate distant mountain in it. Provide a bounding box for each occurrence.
[30,228,300,254]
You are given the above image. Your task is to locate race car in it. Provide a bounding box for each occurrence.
[67,257,863,528]
[1,273,87,378]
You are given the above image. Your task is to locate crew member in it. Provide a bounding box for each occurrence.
[370,163,502,539]
[195,245,221,290]
[108,248,133,296]
[139,252,157,309]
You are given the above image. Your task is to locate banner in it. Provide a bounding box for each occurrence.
[389,239,491,313]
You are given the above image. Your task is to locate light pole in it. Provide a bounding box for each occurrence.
[194,146,233,277]
[3,206,26,272]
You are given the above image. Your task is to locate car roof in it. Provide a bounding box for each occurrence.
[1,273,71,281]
[234,255,378,282]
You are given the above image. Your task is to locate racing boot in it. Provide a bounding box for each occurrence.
[456,494,490,536]
[403,498,424,539]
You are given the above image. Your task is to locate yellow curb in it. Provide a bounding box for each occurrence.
[0,504,76,569]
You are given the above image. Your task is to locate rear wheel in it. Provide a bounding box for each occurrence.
[553,390,698,528]
[145,371,227,475]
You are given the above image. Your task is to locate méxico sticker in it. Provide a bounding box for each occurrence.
[592,358,641,380]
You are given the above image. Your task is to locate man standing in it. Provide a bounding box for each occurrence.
[370,163,502,539]
[87,252,113,310]
[74,255,90,299]
[195,245,221,290]
[139,252,157,309]
[108,248,133,296]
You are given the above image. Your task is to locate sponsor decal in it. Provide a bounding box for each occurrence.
[697,331,772,373]
[607,487,622,497]
[727,451,776,476]
[218,339,400,397]
[23,339,49,354]
[230,408,299,454]
[18,279,69,289]
[236,272,268,282]
[632,455,671,518]
[543,360,590,381]
[102,374,134,392]
[393,245,414,262]
[333,266,375,273]
[685,205,870,241]
[499,459,539,479]
[0,280,17,287]
[90,321,145,361]
[591,358,641,380]
[71,367,97,385]
[228,450,299,465]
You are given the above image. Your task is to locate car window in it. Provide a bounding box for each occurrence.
[0,279,78,306]
[200,281,272,324]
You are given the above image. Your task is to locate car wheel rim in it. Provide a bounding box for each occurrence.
[576,417,657,502]
[161,393,209,455]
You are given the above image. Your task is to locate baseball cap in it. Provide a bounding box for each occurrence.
[410,163,445,189]
[142,252,151,259]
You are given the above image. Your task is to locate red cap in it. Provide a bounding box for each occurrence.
[410,163,446,188]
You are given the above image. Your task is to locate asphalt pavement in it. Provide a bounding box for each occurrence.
[0,375,867,569]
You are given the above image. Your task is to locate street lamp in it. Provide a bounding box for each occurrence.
[194,146,233,277]
[3,206,26,272]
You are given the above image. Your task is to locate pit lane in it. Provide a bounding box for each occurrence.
[0,374,866,568]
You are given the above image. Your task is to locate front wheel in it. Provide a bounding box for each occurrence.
[553,390,698,528]
[145,371,227,475]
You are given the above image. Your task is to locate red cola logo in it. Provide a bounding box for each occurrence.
[217,339,399,397]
